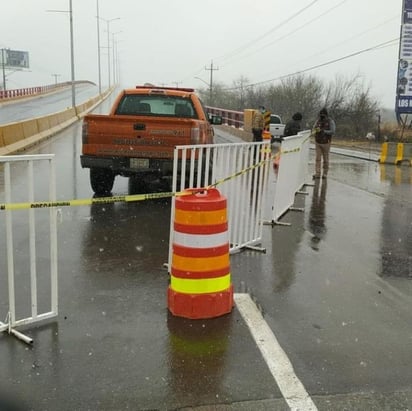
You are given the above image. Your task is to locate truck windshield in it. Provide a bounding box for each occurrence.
[115,95,198,119]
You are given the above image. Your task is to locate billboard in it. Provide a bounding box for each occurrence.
[396,0,412,113]
[0,49,30,69]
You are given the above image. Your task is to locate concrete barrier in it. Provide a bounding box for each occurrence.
[37,117,51,133]
[0,127,4,148]
[22,119,40,139]
[379,142,402,164]
[48,113,60,128]
[380,142,412,165]
[2,123,25,147]
[402,143,412,166]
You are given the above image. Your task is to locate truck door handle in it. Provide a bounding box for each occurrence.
[133,123,146,130]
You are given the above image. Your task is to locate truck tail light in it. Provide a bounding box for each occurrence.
[191,126,200,144]
[82,122,88,144]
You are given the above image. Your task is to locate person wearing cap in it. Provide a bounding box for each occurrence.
[313,107,335,179]
[283,112,303,137]
[252,105,265,142]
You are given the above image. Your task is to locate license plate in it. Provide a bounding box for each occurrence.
[130,158,149,168]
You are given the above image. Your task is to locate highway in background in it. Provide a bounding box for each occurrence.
[0,92,411,410]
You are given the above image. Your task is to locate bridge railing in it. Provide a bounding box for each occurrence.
[0,80,95,100]
[206,106,244,129]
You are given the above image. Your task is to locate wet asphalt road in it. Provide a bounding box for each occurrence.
[0,83,101,124]
[0,92,411,410]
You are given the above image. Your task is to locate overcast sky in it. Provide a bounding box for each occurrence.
[1,0,402,109]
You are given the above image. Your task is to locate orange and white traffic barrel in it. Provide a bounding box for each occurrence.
[167,188,233,319]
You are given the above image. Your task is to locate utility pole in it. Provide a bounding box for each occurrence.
[205,60,219,105]
[1,48,6,91]
[52,73,61,85]
[69,0,75,108]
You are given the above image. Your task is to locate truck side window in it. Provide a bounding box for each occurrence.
[270,115,281,125]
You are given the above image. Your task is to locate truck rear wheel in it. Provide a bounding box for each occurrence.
[90,168,115,194]
[128,176,148,194]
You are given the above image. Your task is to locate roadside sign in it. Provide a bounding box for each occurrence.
[0,49,30,69]
[396,0,412,115]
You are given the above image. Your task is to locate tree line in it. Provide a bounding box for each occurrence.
[198,73,387,141]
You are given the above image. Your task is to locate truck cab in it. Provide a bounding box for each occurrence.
[269,114,285,138]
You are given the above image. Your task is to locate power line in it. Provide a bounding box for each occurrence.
[215,0,321,63]
[256,14,399,81]
[224,38,399,91]
[292,15,399,67]
[178,1,322,86]
[220,0,349,67]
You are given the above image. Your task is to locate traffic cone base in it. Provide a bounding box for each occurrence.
[168,285,234,320]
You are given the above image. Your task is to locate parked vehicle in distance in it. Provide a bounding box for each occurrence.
[80,85,222,194]
[269,114,285,138]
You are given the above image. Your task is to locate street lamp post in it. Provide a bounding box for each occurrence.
[99,17,120,88]
[96,0,102,94]
[69,0,75,108]
[1,49,6,91]
[112,31,122,86]
[194,76,209,87]
[46,0,76,108]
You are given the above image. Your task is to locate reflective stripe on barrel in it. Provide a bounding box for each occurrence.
[170,274,231,294]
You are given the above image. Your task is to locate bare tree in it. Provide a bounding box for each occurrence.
[266,74,323,125]
[323,74,379,139]
[206,71,380,139]
[231,76,250,110]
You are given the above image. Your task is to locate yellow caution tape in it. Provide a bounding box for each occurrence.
[1,138,309,211]
[0,191,189,211]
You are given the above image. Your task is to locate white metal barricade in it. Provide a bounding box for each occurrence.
[0,154,58,344]
[297,130,311,189]
[168,141,271,267]
[268,130,311,224]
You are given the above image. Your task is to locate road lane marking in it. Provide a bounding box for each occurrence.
[235,293,318,411]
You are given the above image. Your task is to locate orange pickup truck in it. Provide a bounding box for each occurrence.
[80,85,222,194]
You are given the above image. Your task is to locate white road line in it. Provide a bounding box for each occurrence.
[234,293,318,411]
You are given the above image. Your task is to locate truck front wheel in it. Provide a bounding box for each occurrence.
[90,168,115,194]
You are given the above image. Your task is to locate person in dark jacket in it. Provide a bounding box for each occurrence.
[283,112,303,137]
[312,107,335,179]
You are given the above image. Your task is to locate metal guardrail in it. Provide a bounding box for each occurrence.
[206,106,244,129]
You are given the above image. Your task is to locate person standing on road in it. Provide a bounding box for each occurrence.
[313,107,335,179]
[252,105,265,142]
[283,112,303,137]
